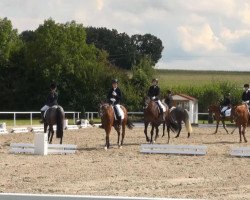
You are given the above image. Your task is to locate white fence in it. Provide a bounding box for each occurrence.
[0,111,209,126]
[0,111,80,126]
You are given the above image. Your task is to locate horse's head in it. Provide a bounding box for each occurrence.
[208,104,220,114]
[99,102,110,117]
[143,96,152,109]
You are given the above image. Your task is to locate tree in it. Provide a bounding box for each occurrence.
[0,17,23,110]
[131,33,164,65]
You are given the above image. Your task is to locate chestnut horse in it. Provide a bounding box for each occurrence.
[233,104,248,143]
[99,103,134,150]
[44,105,65,144]
[143,97,174,143]
[208,104,234,134]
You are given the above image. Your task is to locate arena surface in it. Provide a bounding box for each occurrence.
[0,125,249,200]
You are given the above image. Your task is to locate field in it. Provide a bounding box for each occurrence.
[155,70,250,87]
[0,125,249,200]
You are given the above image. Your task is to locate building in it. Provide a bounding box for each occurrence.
[172,94,198,124]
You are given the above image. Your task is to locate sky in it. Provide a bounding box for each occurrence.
[1,0,250,71]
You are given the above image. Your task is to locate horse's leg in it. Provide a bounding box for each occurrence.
[120,121,126,148]
[60,135,63,144]
[104,126,111,150]
[154,125,159,142]
[114,123,121,147]
[239,125,242,143]
[162,122,165,137]
[167,125,170,144]
[175,122,182,138]
[144,122,150,142]
[49,127,54,144]
[242,126,247,143]
[222,119,229,134]
[231,127,237,134]
[150,125,154,143]
[213,120,219,134]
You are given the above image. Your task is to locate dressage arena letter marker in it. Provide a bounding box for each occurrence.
[140,144,207,156]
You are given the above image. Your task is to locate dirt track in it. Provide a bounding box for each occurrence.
[0,125,249,199]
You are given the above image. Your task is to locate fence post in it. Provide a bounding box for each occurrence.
[14,113,16,127]
[30,113,33,125]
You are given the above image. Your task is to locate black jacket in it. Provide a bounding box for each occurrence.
[107,87,122,105]
[221,97,231,107]
[165,94,173,108]
[46,91,58,107]
[242,90,250,102]
[147,85,160,100]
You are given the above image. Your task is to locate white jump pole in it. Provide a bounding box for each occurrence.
[34,133,48,155]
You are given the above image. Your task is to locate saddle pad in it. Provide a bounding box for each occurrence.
[112,105,124,120]
[225,109,231,117]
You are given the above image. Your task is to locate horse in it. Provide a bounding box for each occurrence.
[233,104,248,143]
[162,107,192,143]
[208,104,234,134]
[99,103,134,150]
[143,96,172,143]
[44,105,65,144]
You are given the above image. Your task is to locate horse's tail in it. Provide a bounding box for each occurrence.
[56,107,64,139]
[184,109,192,134]
[168,110,179,132]
[126,118,134,130]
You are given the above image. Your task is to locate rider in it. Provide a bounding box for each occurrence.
[40,82,58,123]
[242,83,250,111]
[147,78,165,121]
[107,79,122,126]
[165,90,173,109]
[220,93,231,117]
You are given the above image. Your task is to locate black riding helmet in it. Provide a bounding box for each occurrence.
[244,83,249,88]
[112,79,118,84]
[50,82,57,90]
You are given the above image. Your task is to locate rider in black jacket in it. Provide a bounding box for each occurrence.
[40,83,58,123]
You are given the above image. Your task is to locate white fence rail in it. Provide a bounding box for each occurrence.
[0,193,196,200]
[0,111,209,126]
[0,111,80,126]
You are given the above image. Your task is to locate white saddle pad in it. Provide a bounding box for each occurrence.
[157,100,167,112]
[113,105,125,120]
[225,109,231,117]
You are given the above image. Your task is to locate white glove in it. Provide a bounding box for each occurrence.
[110,98,116,102]
[112,91,117,96]
[152,96,156,100]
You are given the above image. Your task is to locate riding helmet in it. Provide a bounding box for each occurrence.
[112,79,118,84]
[244,83,249,88]
[50,82,57,89]
[152,78,158,83]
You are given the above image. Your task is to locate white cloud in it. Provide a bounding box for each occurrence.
[178,24,225,53]
[239,3,250,25]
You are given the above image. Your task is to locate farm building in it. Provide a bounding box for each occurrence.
[172,94,198,124]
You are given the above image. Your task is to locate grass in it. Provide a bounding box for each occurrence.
[155,69,250,87]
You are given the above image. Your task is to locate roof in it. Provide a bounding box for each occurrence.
[172,94,198,102]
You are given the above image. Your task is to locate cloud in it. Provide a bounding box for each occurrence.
[178,23,225,54]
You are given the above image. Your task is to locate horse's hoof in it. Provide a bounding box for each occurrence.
[175,135,179,138]
[104,146,108,151]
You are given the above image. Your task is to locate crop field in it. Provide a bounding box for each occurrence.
[156,70,250,88]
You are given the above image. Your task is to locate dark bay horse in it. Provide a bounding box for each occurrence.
[44,105,65,144]
[208,104,234,134]
[143,97,171,143]
[162,107,192,143]
[99,103,134,150]
[233,104,248,143]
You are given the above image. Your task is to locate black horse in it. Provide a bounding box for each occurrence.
[44,105,65,144]
[163,107,193,143]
